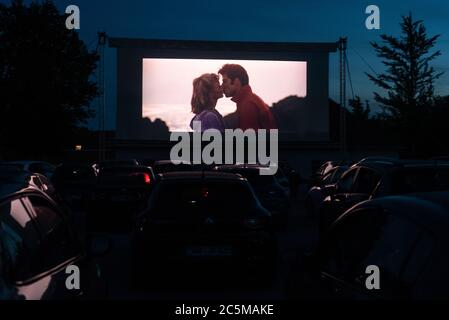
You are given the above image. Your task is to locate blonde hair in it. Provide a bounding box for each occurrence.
[191,73,219,114]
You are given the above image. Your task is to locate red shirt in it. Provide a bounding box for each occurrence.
[231,85,277,131]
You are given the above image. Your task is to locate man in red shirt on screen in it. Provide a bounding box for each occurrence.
[219,64,277,131]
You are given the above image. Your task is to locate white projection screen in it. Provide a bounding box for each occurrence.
[142,58,307,132]
[109,38,338,141]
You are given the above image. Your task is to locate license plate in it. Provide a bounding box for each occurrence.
[185,245,232,257]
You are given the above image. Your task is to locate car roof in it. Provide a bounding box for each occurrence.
[100,165,152,170]
[214,164,271,171]
[355,156,398,164]
[0,169,41,201]
[154,160,179,165]
[158,171,246,182]
[99,159,138,164]
[5,160,50,165]
[344,191,449,242]
[351,160,449,172]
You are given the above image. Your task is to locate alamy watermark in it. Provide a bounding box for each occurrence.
[170,121,279,176]
[65,5,80,30]
[365,5,380,30]
[65,265,80,290]
[365,265,380,290]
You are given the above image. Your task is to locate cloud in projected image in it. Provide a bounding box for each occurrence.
[142,59,307,131]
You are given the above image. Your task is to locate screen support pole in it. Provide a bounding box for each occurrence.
[339,37,347,155]
[97,32,107,162]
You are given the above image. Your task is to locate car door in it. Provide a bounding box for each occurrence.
[318,207,426,299]
[21,195,85,299]
[0,195,79,300]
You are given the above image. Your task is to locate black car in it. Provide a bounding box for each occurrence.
[0,175,108,300]
[131,172,276,282]
[51,162,98,208]
[288,192,449,299]
[89,166,155,229]
[319,160,449,232]
[213,164,289,226]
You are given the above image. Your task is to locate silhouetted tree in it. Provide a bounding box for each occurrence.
[348,96,371,121]
[367,13,443,119]
[0,0,98,159]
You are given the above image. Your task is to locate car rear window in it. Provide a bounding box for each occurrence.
[149,180,257,218]
[221,170,275,188]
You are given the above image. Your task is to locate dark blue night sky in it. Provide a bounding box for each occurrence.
[6,0,449,130]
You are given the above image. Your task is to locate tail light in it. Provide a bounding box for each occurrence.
[143,173,151,184]
[129,172,151,184]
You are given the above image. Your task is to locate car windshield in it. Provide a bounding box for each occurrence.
[150,180,256,218]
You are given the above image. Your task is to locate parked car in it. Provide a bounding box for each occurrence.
[288,191,449,299]
[305,164,350,219]
[89,166,155,230]
[51,163,98,208]
[0,161,55,179]
[0,174,109,300]
[131,171,276,283]
[213,164,290,226]
[319,160,449,232]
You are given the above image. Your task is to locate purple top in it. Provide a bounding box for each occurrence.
[190,109,225,132]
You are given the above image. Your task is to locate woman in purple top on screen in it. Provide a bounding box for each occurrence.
[189,73,225,132]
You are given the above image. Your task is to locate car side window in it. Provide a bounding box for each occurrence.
[336,168,358,193]
[0,198,43,281]
[27,196,80,269]
[353,168,381,194]
[322,171,334,185]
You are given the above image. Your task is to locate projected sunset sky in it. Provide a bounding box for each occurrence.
[142,59,307,131]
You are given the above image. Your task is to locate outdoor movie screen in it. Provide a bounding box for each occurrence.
[142,58,307,132]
